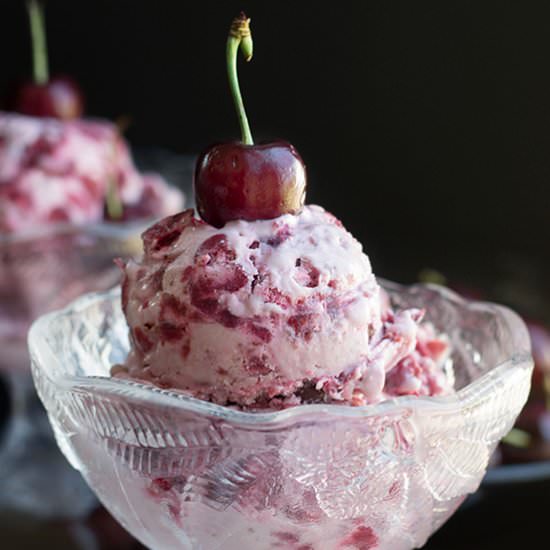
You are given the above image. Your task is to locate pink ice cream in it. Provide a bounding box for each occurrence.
[117,205,453,407]
[0,111,183,233]
[0,111,184,349]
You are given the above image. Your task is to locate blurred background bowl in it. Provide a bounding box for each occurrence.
[0,151,193,520]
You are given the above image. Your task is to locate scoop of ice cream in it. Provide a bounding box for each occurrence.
[0,111,183,233]
[117,205,453,407]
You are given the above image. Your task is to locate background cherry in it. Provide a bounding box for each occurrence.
[11,1,84,119]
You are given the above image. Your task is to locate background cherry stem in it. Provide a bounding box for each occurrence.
[27,0,49,85]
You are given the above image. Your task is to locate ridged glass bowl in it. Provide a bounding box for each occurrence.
[29,282,533,549]
[0,150,191,520]
[0,221,144,357]
[0,220,147,519]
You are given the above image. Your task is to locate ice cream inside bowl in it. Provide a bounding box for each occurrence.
[116,206,453,408]
[29,279,532,550]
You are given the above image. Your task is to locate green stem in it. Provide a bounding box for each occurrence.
[105,177,123,220]
[27,0,49,85]
[226,14,254,145]
[105,136,123,220]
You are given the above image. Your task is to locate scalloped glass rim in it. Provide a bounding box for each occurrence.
[28,280,534,426]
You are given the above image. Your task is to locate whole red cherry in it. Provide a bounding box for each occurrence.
[194,13,306,228]
[195,140,306,228]
[12,75,84,120]
[10,1,84,120]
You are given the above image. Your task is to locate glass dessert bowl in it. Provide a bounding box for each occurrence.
[0,184,187,518]
[29,281,533,550]
[0,220,145,370]
[0,219,147,519]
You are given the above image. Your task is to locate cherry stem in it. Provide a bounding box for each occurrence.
[105,132,124,220]
[105,177,123,220]
[27,0,49,85]
[226,13,254,145]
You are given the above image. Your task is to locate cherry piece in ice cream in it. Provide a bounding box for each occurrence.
[194,13,306,228]
[12,1,84,120]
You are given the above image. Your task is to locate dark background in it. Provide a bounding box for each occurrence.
[2,0,549,296]
[0,1,549,548]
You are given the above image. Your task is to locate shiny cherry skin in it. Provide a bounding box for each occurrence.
[11,75,84,120]
[194,140,306,228]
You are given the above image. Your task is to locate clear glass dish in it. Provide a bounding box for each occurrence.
[0,220,148,519]
[0,221,145,355]
[29,281,533,549]
[0,149,191,519]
